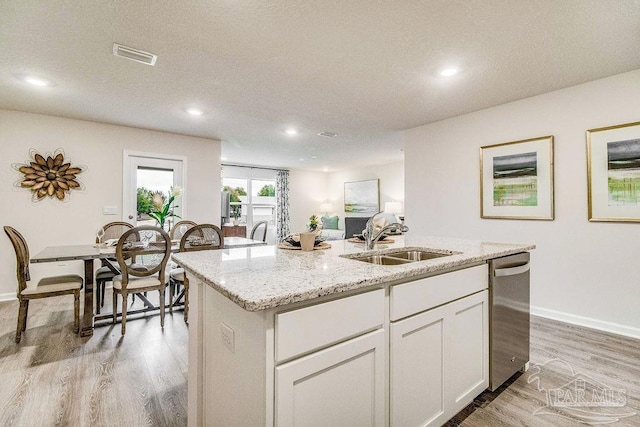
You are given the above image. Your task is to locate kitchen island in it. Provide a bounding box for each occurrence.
[173,236,534,427]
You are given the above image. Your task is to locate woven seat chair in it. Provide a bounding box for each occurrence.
[169,220,197,241]
[250,220,268,242]
[95,221,134,313]
[169,224,223,323]
[112,226,171,335]
[4,226,83,343]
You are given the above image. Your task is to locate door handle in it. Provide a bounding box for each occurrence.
[494,262,530,277]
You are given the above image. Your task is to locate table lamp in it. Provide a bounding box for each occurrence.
[384,201,402,223]
[320,202,333,216]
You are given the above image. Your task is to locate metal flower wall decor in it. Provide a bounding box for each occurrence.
[13,149,85,201]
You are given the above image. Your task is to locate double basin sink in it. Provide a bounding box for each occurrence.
[342,248,460,266]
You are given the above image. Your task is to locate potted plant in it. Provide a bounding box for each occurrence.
[148,186,183,230]
[308,214,319,232]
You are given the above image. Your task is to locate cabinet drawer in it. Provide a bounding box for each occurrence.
[276,289,384,363]
[390,264,487,321]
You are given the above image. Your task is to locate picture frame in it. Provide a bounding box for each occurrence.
[480,136,554,220]
[587,120,640,222]
[344,179,379,213]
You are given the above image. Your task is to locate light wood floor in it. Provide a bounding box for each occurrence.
[0,295,638,426]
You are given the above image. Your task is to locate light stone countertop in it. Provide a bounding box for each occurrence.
[172,235,535,312]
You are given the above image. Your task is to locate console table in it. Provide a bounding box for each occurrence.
[222,224,247,238]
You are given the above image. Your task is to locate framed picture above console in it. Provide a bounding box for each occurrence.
[344,179,379,214]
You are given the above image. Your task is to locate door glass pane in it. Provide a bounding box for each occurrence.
[137,167,175,227]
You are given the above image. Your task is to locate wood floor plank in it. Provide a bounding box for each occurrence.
[1,295,639,426]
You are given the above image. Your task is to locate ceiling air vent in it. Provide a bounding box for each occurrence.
[112,43,157,66]
[317,131,338,138]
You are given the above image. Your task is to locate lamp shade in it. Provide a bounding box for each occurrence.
[384,201,402,214]
[320,202,333,213]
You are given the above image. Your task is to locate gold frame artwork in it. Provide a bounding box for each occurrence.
[587,120,640,222]
[480,136,554,220]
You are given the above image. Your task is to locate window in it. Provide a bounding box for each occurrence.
[222,166,276,229]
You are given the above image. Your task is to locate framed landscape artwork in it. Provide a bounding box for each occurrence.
[480,136,554,220]
[344,179,379,213]
[587,121,640,222]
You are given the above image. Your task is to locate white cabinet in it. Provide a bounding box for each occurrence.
[391,290,488,427]
[275,329,386,427]
[390,302,448,426]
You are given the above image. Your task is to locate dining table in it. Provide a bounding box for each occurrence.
[30,236,268,336]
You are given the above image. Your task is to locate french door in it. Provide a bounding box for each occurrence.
[123,151,187,226]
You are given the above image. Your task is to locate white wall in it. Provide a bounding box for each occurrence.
[288,168,329,233]
[0,109,220,299]
[326,161,405,227]
[405,70,640,338]
[284,163,405,235]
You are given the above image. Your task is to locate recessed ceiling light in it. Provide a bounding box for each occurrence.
[220,156,227,161]
[299,158,305,161]
[440,67,459,77]
[323,167,329,172]
[285,128,298,135]
[185,108,205,116]
[24,76,51,87]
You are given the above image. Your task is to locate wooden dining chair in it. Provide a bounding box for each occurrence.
[4,226,83,343]
[250,220,268,242]
[95,221,134,313]
[112,225,171,335]
[169,224,223,323]
[169,220,197,241]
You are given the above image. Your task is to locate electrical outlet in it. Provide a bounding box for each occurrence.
[221,322,235,353]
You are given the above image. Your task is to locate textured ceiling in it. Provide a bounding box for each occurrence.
[1,1,639,171]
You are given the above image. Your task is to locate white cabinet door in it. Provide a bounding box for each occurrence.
[390,305,448,427]
[449,290,489,413]
[275,329,385,427]
[391,290,489,427]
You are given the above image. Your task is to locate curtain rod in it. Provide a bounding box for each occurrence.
[221,163,289,172]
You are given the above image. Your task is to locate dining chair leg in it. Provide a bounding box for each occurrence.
[74,290,80,333]
[101,281,106,307]
[23,300,29,331]
[15,300,27,343]
[121,292,127,336]
[112,291,117,325]
[22,300,29,332]
[169,279,175,313]
[159,288,165,328]
[95,281,101,314]
[184,276,189,324]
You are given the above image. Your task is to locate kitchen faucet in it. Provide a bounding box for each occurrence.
[363,211,409,250]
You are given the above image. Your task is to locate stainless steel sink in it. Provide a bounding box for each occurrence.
[385,250,452,261]
[343,248,456,265]
[353,255,414,265]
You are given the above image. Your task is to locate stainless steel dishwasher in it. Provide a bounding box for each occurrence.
[488,252,530,391]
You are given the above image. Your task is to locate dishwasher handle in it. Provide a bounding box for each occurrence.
[494,262,530,277]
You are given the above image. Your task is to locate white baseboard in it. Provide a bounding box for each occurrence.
[0,293,17,302]
[531,305,640,340]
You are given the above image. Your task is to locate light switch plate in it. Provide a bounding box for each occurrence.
[103,205,118,215]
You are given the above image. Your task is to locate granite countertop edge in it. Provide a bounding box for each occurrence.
[173,236,535,312]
